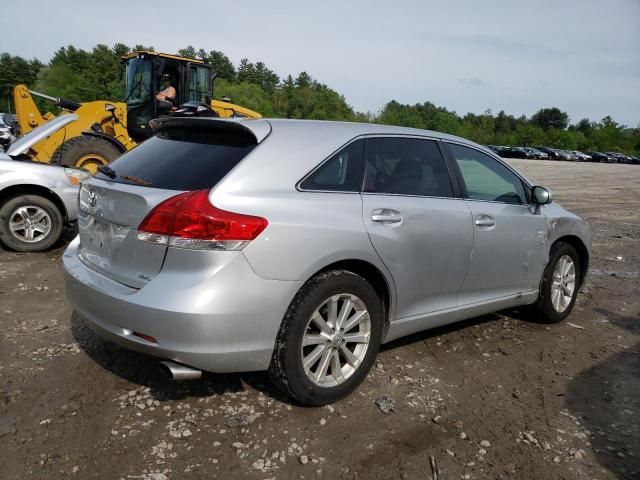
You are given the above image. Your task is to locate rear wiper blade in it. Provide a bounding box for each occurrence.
[97,165,116,179]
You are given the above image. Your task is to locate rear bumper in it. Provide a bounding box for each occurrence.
[63,237,303,372]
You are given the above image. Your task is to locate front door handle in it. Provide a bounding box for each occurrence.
[474,215,496,228]
[371,209,402,224]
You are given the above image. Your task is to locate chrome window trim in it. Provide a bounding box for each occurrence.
[361,191,466,201]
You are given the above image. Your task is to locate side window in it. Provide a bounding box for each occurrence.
[363,137,453,197]
[448,143,527,204]
[187,66,210,102]
[300,139,365,192]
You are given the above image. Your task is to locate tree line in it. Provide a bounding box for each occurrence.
[1,43,638,155]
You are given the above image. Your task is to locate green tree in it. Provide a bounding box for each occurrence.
[208,50,236,81]
[295,72,312,89]
[215,79,275,116]
[531,107,570,131]
[514,124,545,146]
[0,53,43,112]
[178,45,197,59]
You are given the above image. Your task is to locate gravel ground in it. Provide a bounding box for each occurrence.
[0,159,638,480]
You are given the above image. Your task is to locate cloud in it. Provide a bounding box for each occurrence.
[458,78,487,87]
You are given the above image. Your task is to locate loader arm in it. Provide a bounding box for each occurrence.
[13,84,56,135]
[12,85,135,164]
[211,99,262,119]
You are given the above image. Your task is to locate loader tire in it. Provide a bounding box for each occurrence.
[53,136,120,174]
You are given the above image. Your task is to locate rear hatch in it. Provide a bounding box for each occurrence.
[77,118,264,288]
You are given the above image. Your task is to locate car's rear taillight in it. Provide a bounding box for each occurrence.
[136,190,268,250]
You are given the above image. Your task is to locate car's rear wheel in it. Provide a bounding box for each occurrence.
[269,270,383,406]
[531,242,581,323]
[0,194,63,252]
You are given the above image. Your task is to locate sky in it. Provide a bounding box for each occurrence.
[1,0,639,126]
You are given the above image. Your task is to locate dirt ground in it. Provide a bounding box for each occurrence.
[0,159,638,480]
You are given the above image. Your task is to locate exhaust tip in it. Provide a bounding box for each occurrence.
[160,361,202,380]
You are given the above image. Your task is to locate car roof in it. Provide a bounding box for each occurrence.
[209,117,537,195]
[238,118,488,150]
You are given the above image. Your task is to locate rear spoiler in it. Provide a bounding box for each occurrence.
[149,117,271,143]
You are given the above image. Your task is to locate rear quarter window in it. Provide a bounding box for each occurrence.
[96,127,256,190]
[299,139,365,192]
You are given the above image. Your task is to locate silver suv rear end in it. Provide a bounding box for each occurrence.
[65,118,304,373]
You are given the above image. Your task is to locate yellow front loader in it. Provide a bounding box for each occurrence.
[14,51,261,173]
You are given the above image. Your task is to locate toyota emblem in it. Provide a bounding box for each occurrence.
[88,190,98,208]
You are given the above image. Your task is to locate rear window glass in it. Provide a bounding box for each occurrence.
[95,127,256,190]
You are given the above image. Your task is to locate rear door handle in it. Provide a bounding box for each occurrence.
[474,215,496,228]
[371,209,402,224]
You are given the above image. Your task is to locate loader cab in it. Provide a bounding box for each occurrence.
[123,52,213,142]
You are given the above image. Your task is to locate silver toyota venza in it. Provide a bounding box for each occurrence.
[64,117,591,405]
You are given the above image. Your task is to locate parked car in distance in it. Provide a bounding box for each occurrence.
[498,146,531,159]
[606,152,633,164]
[586,151,615,163]
[533,146,561,160]
[522,147,549,160]
[554,149,575,161]
[63,117,591,406]
[571,151,591,162]
[1,113,19,137]
[0,115,89,251]
[0,117,11,149]
[486,145,510,157]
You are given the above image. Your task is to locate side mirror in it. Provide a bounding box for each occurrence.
[532,186,552,205]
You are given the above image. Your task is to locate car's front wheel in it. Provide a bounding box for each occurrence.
[531,241,581,323]
[269,270,383,406]
[0,194,63,252]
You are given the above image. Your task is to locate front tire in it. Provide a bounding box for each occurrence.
[53,135,120,174]
[269,270,383,406]
[532,242,581,323]
[0,194,63,252]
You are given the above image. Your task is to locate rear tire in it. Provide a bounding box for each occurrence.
[530,242,581,323]
[53,136,120,174]
[269,270,383,406]
[0,194,63,252]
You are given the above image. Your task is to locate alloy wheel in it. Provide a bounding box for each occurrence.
[550,254,576,313]
[9,205,52,243]
[301,293,371,387]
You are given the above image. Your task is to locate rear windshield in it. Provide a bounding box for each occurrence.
[95,127,256,190]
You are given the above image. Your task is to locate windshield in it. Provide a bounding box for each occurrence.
[125,58,153,105]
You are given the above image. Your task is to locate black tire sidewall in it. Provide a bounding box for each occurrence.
[537,242,581,323]
[271,270,384,406]
[0,195,63,252]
